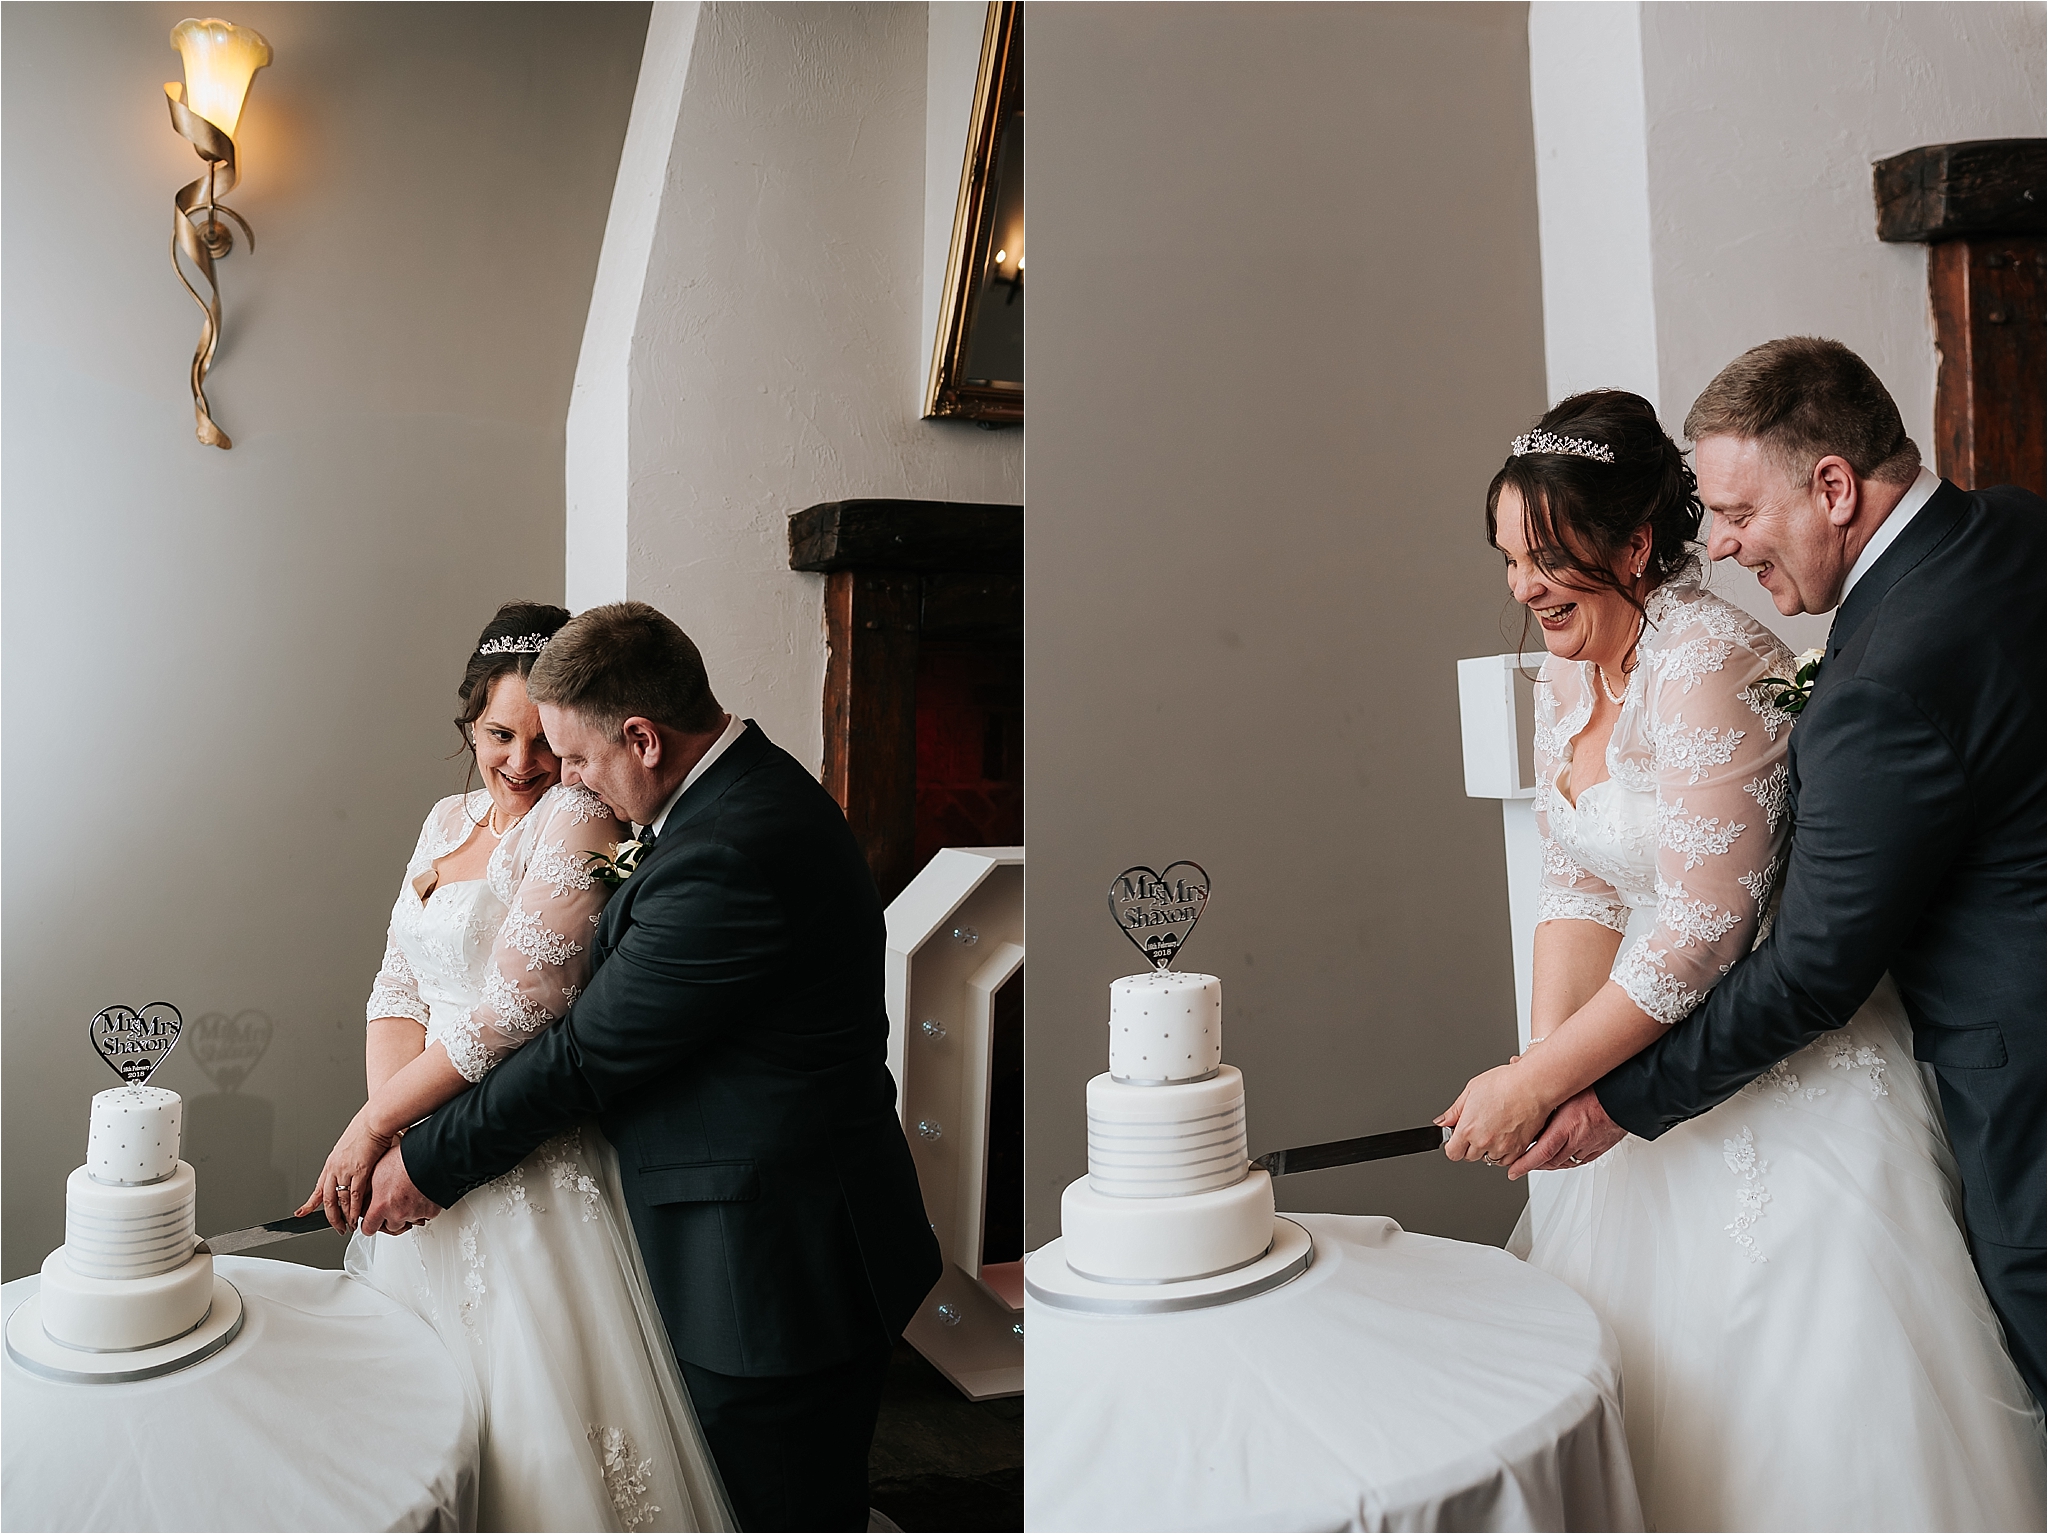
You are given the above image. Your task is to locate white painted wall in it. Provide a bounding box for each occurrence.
[1,3,648,1278]
[567,3,703,610]
[1528,3,1660,409]
[566,2,1022,773]
[1530,0,2046,652]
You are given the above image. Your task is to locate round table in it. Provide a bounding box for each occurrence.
[1024,1213,1642,1531]
[3,1255,478,1532]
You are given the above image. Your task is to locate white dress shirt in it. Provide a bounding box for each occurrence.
[1840,466,1940,601]
[643,712,745,839]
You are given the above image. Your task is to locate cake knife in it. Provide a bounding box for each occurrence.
[203,1210,338,1255]
[1253,1124,1451,1176]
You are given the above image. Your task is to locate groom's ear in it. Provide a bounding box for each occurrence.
[619,716,663,765]
[1811,455,1860,527]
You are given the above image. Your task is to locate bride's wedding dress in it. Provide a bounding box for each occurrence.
[1517,567,2043,1531]
[347,785,733,1532]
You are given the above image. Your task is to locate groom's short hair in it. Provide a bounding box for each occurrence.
[1685,336,1921,488]
[527,601,725,739]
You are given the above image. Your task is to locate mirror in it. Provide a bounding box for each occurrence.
[925,1,1022,425]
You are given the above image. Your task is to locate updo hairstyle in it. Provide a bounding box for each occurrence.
[454,600,572,766]
[1485,390,1703,625]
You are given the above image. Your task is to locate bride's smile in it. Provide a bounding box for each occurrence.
[1492,483,1653,678]
[470,674,560,825]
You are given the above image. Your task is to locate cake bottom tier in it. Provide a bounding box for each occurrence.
[1059,1167,1276,1283]
[38,1245,214,1352]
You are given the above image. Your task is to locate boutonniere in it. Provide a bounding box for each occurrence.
[1755,647,1826,715]
[582,840,646,888]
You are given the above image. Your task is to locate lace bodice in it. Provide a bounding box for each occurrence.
[367,784,625,1081]
[1534,563,1796,1025]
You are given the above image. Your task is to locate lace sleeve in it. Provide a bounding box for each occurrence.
[1532,665,1630,934]
[366,937,430,1027]
[1615,613,1794,1025]
[438,786,625,1084]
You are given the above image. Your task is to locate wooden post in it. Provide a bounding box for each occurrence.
[795,501,1024,904]
[1927,238,2045,495]
[1874,139,2045,495]
[821,569,922,902]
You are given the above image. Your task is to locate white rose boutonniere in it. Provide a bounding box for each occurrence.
[1756,647,1826,715]
[582,839,646,888]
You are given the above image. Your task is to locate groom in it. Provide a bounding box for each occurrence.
[363,600,942,1530]
[1515,337,2045,1404]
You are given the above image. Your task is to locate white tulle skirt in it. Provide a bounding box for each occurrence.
[348,1126,734,1533]
[1515,977,2044,1531]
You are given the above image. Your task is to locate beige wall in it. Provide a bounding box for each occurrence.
[1026,2,1546,1249]
[1,2,647,1277]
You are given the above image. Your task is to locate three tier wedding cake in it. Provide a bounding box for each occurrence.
[38,1085,217,1351]
[1059,970,1278,1282]
[8,1004,244,1380]
[1026,864,1311,1311]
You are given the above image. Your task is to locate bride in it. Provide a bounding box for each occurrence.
[300,601,733,1532]
[1439,393,2043,1530]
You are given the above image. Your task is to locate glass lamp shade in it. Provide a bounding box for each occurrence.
[168,18,272,139]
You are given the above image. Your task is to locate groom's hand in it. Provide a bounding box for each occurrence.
[361,1140,443,1235]
[1507,1088,1626,1179]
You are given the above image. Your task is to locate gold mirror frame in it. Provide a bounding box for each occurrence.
[924,1,1022,425]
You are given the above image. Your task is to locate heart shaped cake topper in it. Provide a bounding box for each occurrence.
[190,1009,274,1094]
[89,1002,184,1086]
[1107,862,1210,971]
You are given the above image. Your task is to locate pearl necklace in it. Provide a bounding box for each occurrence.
[1597,665,1629,707]
[485,803,529,839]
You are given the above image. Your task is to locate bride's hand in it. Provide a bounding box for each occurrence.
[1437,1062,1552,1168]
[295,1110,397,1232]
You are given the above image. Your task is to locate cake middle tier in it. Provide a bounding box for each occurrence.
[1086,1066,1248,1199]
[63,1162,198,1281]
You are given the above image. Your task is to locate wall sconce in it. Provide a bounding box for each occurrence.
[164,17,271,450]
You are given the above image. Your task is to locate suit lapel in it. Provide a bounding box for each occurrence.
[1825,479,1968,661]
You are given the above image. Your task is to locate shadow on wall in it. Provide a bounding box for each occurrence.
[183,1008,346,1267]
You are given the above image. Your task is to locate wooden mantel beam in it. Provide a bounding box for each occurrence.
[1873,139,2045,496]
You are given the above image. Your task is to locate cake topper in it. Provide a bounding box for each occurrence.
[88,1002,184,1086]
[1107,863,1209,971]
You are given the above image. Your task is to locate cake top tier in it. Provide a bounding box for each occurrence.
[86,1085,183,1186]
[1108,970,1222,1083]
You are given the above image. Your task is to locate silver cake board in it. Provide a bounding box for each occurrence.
[5,1274,244,1384]
[1024,1216,1312,1315]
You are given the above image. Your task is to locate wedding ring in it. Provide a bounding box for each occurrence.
[1567,1154,1583,1165]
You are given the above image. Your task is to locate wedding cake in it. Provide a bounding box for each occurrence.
[1026,863,1309,1312]
[1057,970,1279,1283]
[35,1085,218,1352]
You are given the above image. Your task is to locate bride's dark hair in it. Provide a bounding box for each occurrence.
[454,600,573,789]
[1485,390,1703,634]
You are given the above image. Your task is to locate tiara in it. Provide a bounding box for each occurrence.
[1511,430,1614,464]
[477,633,551,656]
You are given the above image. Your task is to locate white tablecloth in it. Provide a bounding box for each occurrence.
[1025,1213,1641,1532]
[3,1255,478,1532]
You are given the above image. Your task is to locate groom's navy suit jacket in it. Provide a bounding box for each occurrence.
[402,722,942,1377]
[1596,479,2045,1393]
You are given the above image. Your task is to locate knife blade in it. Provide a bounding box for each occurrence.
[203,1210,339,1255]
[1253,1124,1450,1177]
